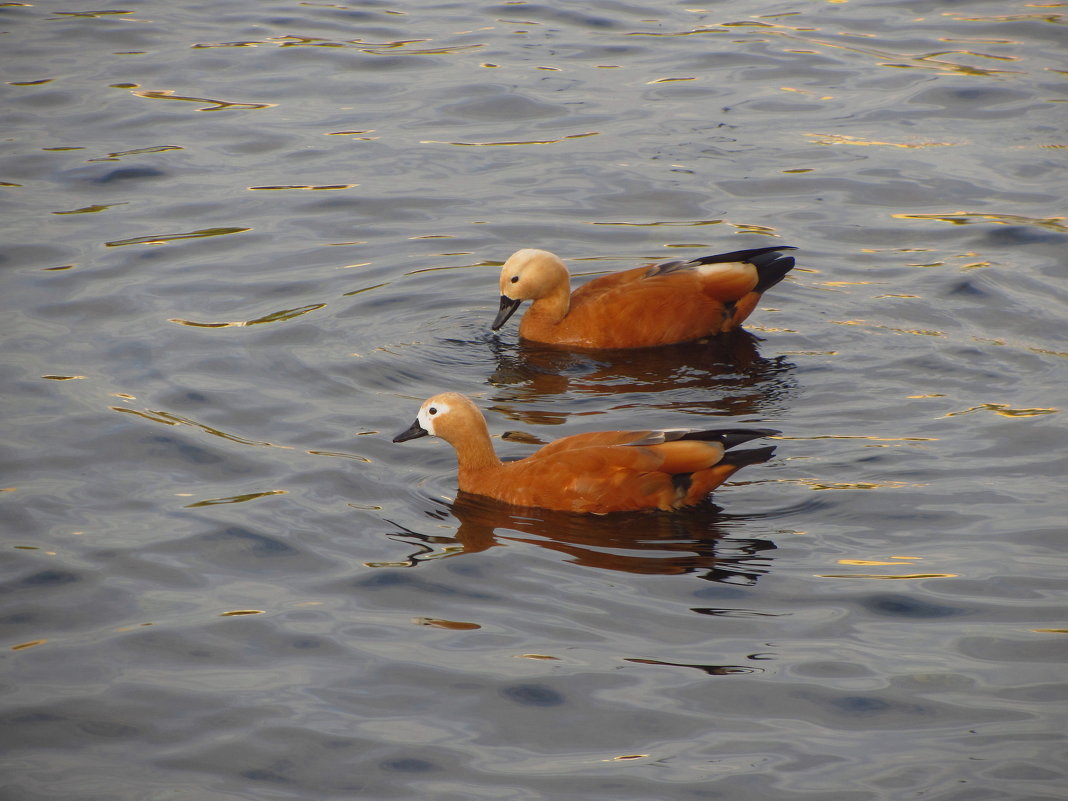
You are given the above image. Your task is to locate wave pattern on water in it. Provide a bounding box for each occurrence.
[2,0,1066,799]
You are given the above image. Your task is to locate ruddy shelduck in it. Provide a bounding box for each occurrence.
[491,246,797,349]
[393,392,778,514]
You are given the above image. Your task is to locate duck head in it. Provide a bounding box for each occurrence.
[492,249,570,330]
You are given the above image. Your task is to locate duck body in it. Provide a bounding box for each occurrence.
[492,246,797,349]
[393,392,777,514]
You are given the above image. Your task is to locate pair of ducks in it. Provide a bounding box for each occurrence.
[394,246,796,514]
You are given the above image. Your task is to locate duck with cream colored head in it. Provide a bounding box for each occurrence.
[491,246,797,349]
[393,392,778,514]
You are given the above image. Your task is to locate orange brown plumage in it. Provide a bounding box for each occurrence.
[393,392,778,514]
[491,246,797,349]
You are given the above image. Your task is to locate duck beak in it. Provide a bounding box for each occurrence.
[393,419,428,443]
[491,295,523,330]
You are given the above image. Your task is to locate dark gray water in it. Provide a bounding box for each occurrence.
[3,1,1066,799]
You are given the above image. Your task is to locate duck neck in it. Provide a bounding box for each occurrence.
[527,283,571,327]
[453,425,502,492]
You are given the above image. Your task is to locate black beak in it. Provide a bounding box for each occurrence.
[491,295,523,331]
[393,419,429,443]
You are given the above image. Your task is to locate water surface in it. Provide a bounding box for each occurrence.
[2,1,1066,799]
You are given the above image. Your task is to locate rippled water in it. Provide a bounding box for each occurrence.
[3,1,1066,799]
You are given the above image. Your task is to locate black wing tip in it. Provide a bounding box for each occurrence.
[687,245,798,267]
[679,428,780,449]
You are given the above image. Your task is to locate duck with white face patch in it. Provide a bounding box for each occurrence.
[393,392,779,514]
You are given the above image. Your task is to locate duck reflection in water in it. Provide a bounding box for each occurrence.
[487,330,797,424]
[375,495,777,586]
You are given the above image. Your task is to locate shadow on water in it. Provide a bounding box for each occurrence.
[371,495,777,585]
[482,330,798,423]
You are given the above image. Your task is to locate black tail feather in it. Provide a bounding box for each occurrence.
[679,428,780,450]
[687,246,797,294]
[687,246,796,266]
[750,253,796,293]
[719,444,777,468]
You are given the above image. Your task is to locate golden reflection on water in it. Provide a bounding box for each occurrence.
[129,88,275,112]
[939,402,1059,418]
[782,86,834,100]
[341,279,388,296]
[582,220,784,239]
[1027,347,1068,358]
[185,490,287,508]
[219,610,265,617]
[306,450,371,463]
[944,11,1065,24]
[106,227,251,248]
[325,130,377,139]
[214,34,487,56]
[779,31,1023,76]
[248,184,356,191]
[617,14,1034,75]
[734,223,781,236]
[11,639,48,651]
[745,325,799,334]
[819,572,959,579]
[807,133,958,149]
[894,211,1068,232]
[51,9,130,17]
[412,617,481,631]
[790,434,937,442]
[53,202,128,215]
[194,34,489,57]
[792,479,922,491]
[420,132,600,147]
[169,303,326,327]
[838,557,922,566]
[110,406,288,448]
[88,145,183,163]
[831,320,946,337]
[590,219,725,227]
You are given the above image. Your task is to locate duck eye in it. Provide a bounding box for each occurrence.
[510,276,519,283]
[428,407,437,415]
